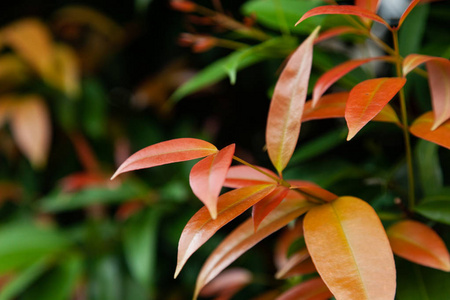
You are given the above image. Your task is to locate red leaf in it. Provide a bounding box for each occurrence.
[410,112,450,149]
[303,92,400,125]
[252,186,290,231]
[427,59,450,130]
[345,77,406,140]
[314,26,363,44]
[304,196,396,300]
[190,144,235,219]
[199,268,252,300]
[224,165,278,188]
[194,196,315,299]
[277,277,333,300]
[387,220,450,271]
[402,54,448,76]
[312,56,394,106]
[9,95,51,168]
[398,0,421,28]
[175,184,276,278]
[296,5,391,30]
[111,138,218,179]
[59,172,106,192]
[266,27,320,174]
[288,180,338,203]
[355,0,380,14]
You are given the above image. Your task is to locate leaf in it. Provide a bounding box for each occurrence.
[276,277,333,300]
[111,138,218,179]
[295,5,392,30]
[415,140,443,196]
[224,165,278,188]
[274,220,304,270]
[194,196,315,299]
[398,0,422,29]
[288,180,337,202]
[427,59,450,129]
[275,248,310,279]
[415,194,450,225]
[190,144,235,219]
[312,56,394,106]
[199,268,252,300]
[252,186,290,231]
[410,112,450,149]
[355,0,380,14]
[398,2,429,57]
[175,184,276,278]
[402,54,448,76]
[0,96,14,127]
[345,77,406,140]
[387,220,450,271]
[303,196,396,300]
[315,26,364,44]
[303,92,401,125]
[9,95,51,168]
[266,27,320,174]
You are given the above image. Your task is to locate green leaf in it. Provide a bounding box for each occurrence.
[415,193,450,225]
[399,2,429,57]
[415,140,443,196]
[39,179,149,213]
[89,256,122,300]
[242,0,325,34]
[0,223,71,273]
[81,78,107,138]
[123,208,162,297]
[396,257,450,300]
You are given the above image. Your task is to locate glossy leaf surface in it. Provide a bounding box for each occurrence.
[224,165,277,188]
[427,59,450,129]
[295,5,391,30]
[252,186,289,231]
[387,220,450,271]
[410,112,450,149]
[111,138,218,179]
[190,144,235,219]
[304,196,396,300]
[194,196,315,299]
[175,184,276,278]
[277,277,333,300]
[266,27,319,174]
[312,56,393,106]
[346,77,406,140]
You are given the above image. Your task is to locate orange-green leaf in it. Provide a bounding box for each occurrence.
[111,138,218,179]
[252,186,289,231]
[224,165,278,188]
[175,184,276,278]
[304,196,396,300]
[303,92,400,125]
[387,220,450,271]
[9,95,51,168]
[410,112,450,149]
[402,54,448,76]
[427,59,450,130]
[345,77,406,140]
[295,5,391,30]
[194,196,315,299]
[277,277,333,300]
[190,144,235,219]
[266,27,320,175]
[312,56,394,106]
[199,268,252,300]
[314,26,363,44]
[398,0,421,28]
[288,180,338,203]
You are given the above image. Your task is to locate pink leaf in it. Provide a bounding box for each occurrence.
[190,144,235,219]
[346,77,406,140]
[296,5,391,30]
[224,165,278,188]
[111,138,218,179]
[427,59,450,130]
[266,27,320,174]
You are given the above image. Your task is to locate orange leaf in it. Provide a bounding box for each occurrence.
[387,220,450,271]
[295,5,391,30]
[427,59,450,130]
[398,0,421,28]
[410,112,450,149]
[111,138,218,179]
[345,77,406,140]
[288,180,338,203]
[9,95,51,168]
[194,196,315,299]
[355,0,380,14]
[252,186,290,231]
[314,26,363,44]
[224,165,278,188]
[266,27,320,175]
[303,92,400,125]
[190,144,235,219]
[199,268,252,300]
[304,196,396,300]
[402,54,448,76]
[277,277,333,300]
[312,56,394,106]
[175,184,276,278]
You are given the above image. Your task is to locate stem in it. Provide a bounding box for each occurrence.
[273,0,290,37]
[232,156,290,187]
[214,38,248,50]
[392,29,415,210]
